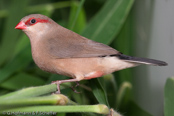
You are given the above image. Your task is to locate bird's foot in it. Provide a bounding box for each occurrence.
[74,81,80,87]
[51,79,79,94]
[70,81,81,94]
[51,81,61,94]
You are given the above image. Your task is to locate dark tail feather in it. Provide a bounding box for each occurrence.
[115,54,168,66]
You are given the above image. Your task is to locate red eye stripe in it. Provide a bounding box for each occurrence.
[25,17,49,25]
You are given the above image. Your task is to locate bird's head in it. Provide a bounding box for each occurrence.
[15,14,56,38]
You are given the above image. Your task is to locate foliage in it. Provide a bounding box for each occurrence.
[0,0,169,116]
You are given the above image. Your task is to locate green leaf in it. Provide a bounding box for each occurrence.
[103,74,118,108]
[0,0,29,65]
[0,46,32,83]
[89,78,109,107]
[0,73,45,90]
[116,82,132,109]
[68,0,86,33]
[164,77,174,116]
[82,0,135,45]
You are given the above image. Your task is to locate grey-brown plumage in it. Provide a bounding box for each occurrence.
[15,14,167,93]
[47,29,119,58]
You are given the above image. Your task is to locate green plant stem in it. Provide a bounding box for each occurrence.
[0,94,72,106]
[0,84,57,100]
[1,105,109,115]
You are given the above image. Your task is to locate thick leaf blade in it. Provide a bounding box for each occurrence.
[82,0,135,44]
[68,0,86,33]
[164,77,174,116]
[89,78,109,107]
[0,73,45,90]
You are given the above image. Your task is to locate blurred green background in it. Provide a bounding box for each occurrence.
[0,0,172,116]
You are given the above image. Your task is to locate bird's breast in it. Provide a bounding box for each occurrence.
[31,40,56,73]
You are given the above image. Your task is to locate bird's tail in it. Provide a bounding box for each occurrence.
[116,54,168,66]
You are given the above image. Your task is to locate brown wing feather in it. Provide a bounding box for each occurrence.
[45,25,119,58]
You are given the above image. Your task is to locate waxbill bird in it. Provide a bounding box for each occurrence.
[15,14,167,93]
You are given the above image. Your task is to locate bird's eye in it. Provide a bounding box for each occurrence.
[30,19,36,24]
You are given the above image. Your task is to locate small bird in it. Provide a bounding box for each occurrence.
[15,14,167,93]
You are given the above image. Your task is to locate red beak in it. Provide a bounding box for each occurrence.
[15,21,27,30]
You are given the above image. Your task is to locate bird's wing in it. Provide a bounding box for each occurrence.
[46,32,119,59]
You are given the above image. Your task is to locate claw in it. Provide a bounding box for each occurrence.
[70,81,81,93]
[70,86,81,94]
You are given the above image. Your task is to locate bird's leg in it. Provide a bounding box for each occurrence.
[52,78,79,94]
